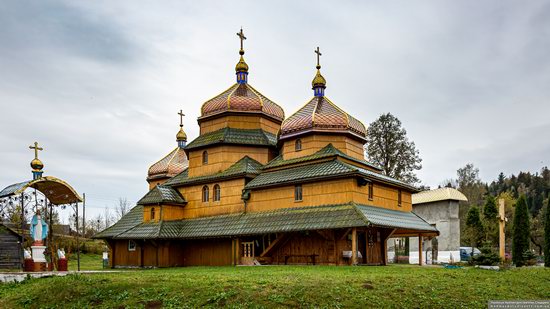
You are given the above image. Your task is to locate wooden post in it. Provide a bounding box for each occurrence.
[418,235,423,266]
[351,228,357,265]
[235,238,241,266]
[231,239,235,266]
[499,199,506,260]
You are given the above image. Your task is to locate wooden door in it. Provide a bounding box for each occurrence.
[365,228,382,265]
[241,241,255,265]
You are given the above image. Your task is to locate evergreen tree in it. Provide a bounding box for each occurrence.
[465,206,485,258]
[544,199,550,267]
[483,195,499,245]
[512,195,531,266]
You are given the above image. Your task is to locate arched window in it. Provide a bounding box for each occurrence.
[151,207,155,220]
[213,184,221,202]
[202,185,209,202]
[294,184,303,201]
[202,151,208,164]
[295,139,302,151]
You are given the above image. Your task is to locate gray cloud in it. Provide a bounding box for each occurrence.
[1,0,549,221]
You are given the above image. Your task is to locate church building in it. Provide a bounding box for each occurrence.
[95,30,437,267]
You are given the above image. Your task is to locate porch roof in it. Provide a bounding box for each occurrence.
[94,203,438,240]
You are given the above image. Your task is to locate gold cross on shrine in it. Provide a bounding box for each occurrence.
[315,47,322,68]
[29,141,43,159]
[237,28,246,51]
[178,110,185,127]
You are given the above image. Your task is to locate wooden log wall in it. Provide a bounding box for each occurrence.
[188,145,273,177]
[199,115,281,135]
[282,134,366,161]
[0,225,22,269]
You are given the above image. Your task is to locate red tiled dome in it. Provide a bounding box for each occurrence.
[200,83,285,122]
[147,147,189,181]
[280,96,366,140]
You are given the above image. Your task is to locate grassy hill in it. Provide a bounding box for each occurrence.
[1,262,549,308]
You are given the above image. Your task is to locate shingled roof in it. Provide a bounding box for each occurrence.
[137,185,186,206]
[93,205,143,239]
[185,127,277,151]
[164,156,263,187]
[263,143,382,171]
[94,203,437,240]
[246,158,418,191]
[200,83,285,122]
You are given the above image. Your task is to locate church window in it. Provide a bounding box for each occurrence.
[294,185,303,201]
[295,139,302,151]
[368,182,373,200]
[151,207,155,220]
[398,189,402,206]
[202,151,208,164]
[213,184,221,202]
[202,185,210,202]
[128,240,136,251]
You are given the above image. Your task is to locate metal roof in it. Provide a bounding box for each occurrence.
[0,176,82,204]
[356,205,438,232]
[412,187,468,204]
[93,205,143,239]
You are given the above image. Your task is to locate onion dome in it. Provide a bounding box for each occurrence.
[148,113,189,181]
[199,28,285,122]
[147,147,188,181]
[280,48,366,141]
[29,142,44,179]
[31,158,44,171]
[280,96,366,141]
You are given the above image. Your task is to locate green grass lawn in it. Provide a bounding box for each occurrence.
[67,253,105,271]
[1,263,549,308]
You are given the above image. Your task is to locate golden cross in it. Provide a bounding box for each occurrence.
[29,141,43,159]
[237,28,246,51]
[178,110,185,127]
[315,47,322,68]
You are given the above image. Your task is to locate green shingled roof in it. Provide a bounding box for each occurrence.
[95,203,437,240]
[246,158,418,191]
[93,205,143,239]
[137,185,186,206]
[264,143,382,171]
[164,156,263,187]
[185,128,277,150]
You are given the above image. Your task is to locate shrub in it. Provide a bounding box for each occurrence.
[472,242,501,266]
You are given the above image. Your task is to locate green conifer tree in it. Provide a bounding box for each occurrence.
[544,199,550,267]
[483,195,499,244]
[465,206,485,259]
[512,195,531,266]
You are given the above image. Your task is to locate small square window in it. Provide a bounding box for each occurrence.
[295,185,303,202]
[128,240,136,251]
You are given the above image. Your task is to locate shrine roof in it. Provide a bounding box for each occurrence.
[184,128,277,151]
[164,156,263,187]
[137,185,186,206]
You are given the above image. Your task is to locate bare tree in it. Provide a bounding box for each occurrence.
[115,197,131,219]
[103,206,114,229]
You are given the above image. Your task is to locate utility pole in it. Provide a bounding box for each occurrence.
[75,201,80,271]
[82,193,86,239]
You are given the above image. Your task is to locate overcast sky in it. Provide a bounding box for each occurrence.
[1,1,549,222]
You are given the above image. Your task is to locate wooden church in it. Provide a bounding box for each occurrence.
[95,30,438,267]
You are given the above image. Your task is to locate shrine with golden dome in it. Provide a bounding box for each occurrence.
[95,30,437,267]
